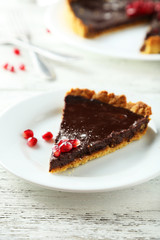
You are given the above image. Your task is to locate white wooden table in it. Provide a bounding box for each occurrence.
[0,1,160,239]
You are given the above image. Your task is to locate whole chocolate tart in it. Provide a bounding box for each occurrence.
[66,0,160,54]
[49,88,152,173]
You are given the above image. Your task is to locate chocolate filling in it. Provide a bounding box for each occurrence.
[49,95,149,171]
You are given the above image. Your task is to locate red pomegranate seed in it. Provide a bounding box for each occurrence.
[140,1,154,15]
[23,129,34,139]
[27,137,37,147]
[126,0,154,17]
[157,12,160,20]
[3,63,9,70]
[14,48,20,55]
[60,141,72,153]
[46,28,51,33]
[126,2,139,17]
[69,139,81,148]
[155,2,160,12]
[42,132,53,141]
[19,64,26,71]
[10,66,15,72]
[58,139,69,147]
[52,145,61,157]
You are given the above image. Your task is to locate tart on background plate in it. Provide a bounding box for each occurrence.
[66,0,160,54]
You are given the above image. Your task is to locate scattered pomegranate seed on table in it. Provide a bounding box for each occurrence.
[13,48,20,55]
[52,145,61,157]
[42,132,53,141]
[19,64,26,71]
[46,28,51,33]
[9,66,15,73]
[27,137,38,147]
[2,49,27,73]
[23,129,34,139]
[3,63,9,70]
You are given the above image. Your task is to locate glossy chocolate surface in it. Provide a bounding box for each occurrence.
[70,0,150,36]
[49,95,149,171]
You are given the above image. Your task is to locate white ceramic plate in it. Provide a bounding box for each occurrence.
[0,88,159,192]
[45,0,160,61]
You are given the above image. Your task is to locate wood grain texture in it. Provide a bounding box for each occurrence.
[0,166,160,240]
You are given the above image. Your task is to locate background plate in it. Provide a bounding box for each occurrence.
[0,88,159,192]
[45,0,160,61]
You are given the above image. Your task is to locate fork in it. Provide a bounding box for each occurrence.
[9,11,56,80]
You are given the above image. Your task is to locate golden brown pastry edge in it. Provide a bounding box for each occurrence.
[141,36,160,54]
[66,88,152,117]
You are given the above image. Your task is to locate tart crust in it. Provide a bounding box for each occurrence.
[66,0,89,38]
[67,88,152,116]
[141,36,160,54]
[50,88,151,173]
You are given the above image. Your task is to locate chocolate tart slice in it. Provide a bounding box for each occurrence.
[141,16,160,53]
[49,89,152,173]
[66,0,151,38]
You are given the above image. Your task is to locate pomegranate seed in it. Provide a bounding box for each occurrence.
[140,1,154,15]
[155,2,160,12]
[23,129,34,139]
[46,28,51,33]
[13,48,20,55]
[60,141,72,153]
[10,66,15,72]
[126,2,138,17]
[42,132,53,141]
[19,64,26,71]
[58,139,69,147]
[152,28,159,34]
[69,139,81,148]
[126,0,154,17]
[3,63,9,70]
[157,12,160,20]
[27,137,37,147]
[52,145,61,157]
